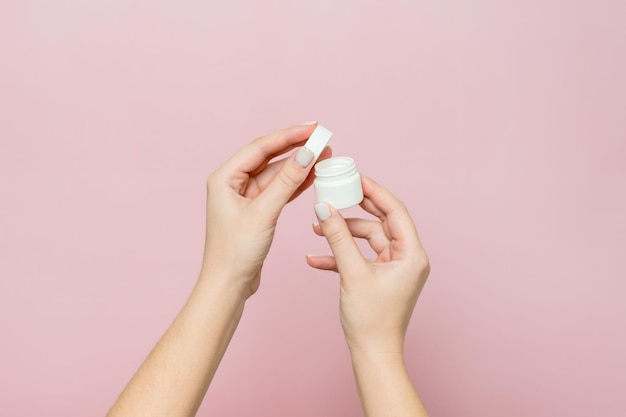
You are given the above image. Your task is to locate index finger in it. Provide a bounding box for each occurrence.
[225,124,317,174]
[359,175,421,246]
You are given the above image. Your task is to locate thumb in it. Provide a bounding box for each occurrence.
[256,147,315,215]
[314,202,367,275]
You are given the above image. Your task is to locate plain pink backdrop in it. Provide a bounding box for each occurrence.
[1,1,625,416]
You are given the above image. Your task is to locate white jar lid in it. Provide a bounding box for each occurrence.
[304,124,333,162]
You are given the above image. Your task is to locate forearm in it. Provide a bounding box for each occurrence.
[350,347,428,417]
[107,275,246,417]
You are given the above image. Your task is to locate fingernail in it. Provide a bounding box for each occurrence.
[314,202,331,222]
[295,147,314,167]
[301,120,318,126]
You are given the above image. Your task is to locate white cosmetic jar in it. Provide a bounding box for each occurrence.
[314,157,364,209]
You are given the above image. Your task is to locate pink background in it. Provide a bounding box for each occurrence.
[1,1,625,416]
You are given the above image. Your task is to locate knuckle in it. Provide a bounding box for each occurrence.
[277,166,302,189]
[206,171,221,190]
[417,251,431,276]
[326,227,348,246]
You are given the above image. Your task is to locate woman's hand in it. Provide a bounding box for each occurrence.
[307,175,430,353]
[108,123,332,417]
[201,123,331,300]
[308,176,431,417]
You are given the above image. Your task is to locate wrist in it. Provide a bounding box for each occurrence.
[349,343,408,382]
[196,268,250,307]
[344,330,405,356]
[201,254,248,279]
[348,341,405,363]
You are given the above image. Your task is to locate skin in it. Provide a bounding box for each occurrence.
[308,176,431,417]
[107,123,430,417]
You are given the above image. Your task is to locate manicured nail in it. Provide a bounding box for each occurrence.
[301,120,318,126]
[314,202,331,222]
[295,147,314,167]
